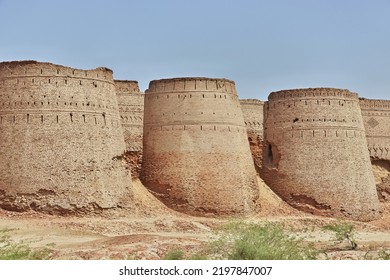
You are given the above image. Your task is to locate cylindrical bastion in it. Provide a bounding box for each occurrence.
[0,61,133,214]
[115,80,145,178]
[360,98,390,201]
[141,77,260,216]
[262,88,379,221]
[240,99,265,172]
[360,98,390,160]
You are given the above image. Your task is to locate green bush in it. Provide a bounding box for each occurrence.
[207,222,319,260]
[189,253,208,260]
[0,228,53,260]
[163,248,184,260]
[322,221,357,250]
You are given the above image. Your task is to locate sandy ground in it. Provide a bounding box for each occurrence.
[1,177,390,260]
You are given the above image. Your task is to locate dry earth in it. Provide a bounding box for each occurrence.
[1,177,390,260]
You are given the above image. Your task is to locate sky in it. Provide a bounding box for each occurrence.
[0,0,389,100]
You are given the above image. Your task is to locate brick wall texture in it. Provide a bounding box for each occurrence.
[0,60,388,221]
[360,99,390,202]
[240,99,264,172]
[141,78,260,216]
[0,61,133,214]
[262,88,379,221]
[360,99,390,160]
[115,80,144,178]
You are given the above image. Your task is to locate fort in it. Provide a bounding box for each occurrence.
[0,60,388,221]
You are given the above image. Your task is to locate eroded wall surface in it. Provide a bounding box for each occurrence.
[240,99,264,172]
[115,80,144,178]
[360,98,390,201]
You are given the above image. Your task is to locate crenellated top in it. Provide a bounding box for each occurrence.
[268,88,358,101]
[115,80,141,95]
[359,98,390,110]
[147,77,237,95]
[239,99,265,105]
[0,60,114,83]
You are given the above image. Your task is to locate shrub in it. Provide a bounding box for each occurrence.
[322,221,357,250]
[163,249,184,260]
[0,228,53,260]
[208,222,319,260]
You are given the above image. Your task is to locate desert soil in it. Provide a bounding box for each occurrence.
[1,177,390,260]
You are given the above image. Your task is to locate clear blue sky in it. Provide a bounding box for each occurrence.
[1,0,389,100]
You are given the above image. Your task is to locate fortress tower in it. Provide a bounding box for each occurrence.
[360,98,390,201]
[0,61,133,214]
[240,99,265,172]
[262,88,379,221]
[360,99,390,160]
[115,80,144,178]
[141,77,260,216]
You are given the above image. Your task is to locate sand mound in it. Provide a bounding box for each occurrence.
[131,179,183,218]
[256,176,304,217]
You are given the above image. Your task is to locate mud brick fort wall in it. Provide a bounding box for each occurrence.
[115,80,144,178]
[141,77,260,216]
[0,61,133,214]
[262,88,379,221]
[360,99,390,160]
[240,99,264,172]
[0,60,389,221]
[360,99,390,201]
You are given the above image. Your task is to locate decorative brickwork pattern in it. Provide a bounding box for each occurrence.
[360,98,390,160]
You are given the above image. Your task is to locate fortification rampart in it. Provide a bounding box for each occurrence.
[0,61,133,214]
[115,79,141,95]
[360,98,390,160]
[115,80,144,178]
[359,98,390,202]
[268,88,358,100]
[115,80,144,150]
[240,99,264,134]
[141,77,259,216]
[240,99,264,172]
[262,88,379,221]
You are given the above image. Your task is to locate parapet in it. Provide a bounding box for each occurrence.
[268,87,358,101]
[239,99,265,105]
[0,60,114,83]
[115,80,141,95]
[360,98,390,109]
[147,77,237,95]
